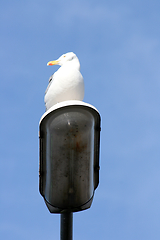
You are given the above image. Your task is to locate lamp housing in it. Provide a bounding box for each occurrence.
[39,100,101,213]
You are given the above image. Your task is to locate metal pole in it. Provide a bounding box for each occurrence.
[60,212,73,240]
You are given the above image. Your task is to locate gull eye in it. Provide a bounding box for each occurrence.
[63,55,66,58]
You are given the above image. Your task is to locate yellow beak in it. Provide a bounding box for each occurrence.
[47,60,59,66]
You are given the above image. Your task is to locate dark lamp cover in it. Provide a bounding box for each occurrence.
[39,101,101,213]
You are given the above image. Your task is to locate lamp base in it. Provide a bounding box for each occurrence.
[44,196,93,213]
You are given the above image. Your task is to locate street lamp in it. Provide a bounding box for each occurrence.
[39,100,101,239]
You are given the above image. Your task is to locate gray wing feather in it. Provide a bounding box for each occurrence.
[45,74,54,94]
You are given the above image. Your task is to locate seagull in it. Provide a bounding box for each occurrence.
[44,52,84,110]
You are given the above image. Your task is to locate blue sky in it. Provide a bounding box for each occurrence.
[1,0,160,239]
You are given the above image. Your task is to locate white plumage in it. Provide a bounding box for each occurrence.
[44,52,84,110]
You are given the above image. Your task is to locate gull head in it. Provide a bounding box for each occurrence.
[47,52,79,67]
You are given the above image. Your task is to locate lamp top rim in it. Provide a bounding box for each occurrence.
[39,100,100,124]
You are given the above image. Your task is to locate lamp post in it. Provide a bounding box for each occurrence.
[39,100,101,240]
